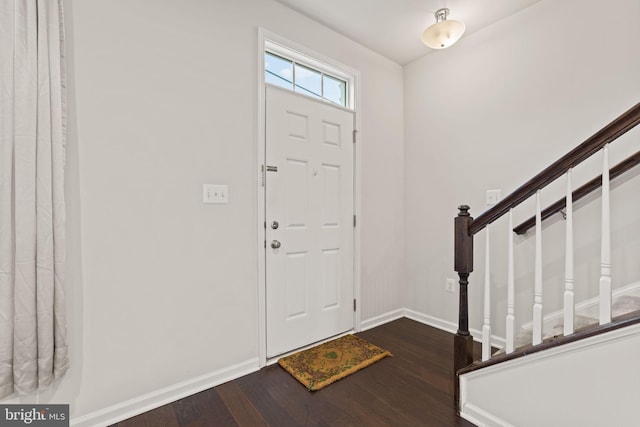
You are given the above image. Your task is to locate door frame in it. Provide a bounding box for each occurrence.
[256,28,362,366]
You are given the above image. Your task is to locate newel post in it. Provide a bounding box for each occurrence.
[454,205,474,410]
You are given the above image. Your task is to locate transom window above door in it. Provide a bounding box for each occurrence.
[265,51,347,108]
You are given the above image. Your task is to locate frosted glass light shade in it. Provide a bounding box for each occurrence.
[422,11,465,49]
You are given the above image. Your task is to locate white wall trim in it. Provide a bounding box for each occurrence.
[360,308,507,349]
[460,401,514,427]
[404,309,506,349]
[69,308,505,427]
[73,305,634,427]
[360,309,405,331]
[71,358,260,427]
[352,67,363,334]
[256,28,363,364]
[256,27,268,368]
[404,309,458,334]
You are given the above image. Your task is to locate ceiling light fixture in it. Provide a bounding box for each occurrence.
[422,8,465,49]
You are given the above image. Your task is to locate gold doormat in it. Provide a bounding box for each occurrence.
[278,334,392,391]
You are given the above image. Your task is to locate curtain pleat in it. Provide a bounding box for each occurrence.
[0,0,17,399]
[0,0,68,399]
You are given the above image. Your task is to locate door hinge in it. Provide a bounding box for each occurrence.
[353,299,357,312]
[353,215,356,227]
[264,240,266,248]
[261,165,265,187]
[352,129,357,143]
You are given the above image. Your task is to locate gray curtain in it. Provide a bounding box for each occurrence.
[0,0,68,399]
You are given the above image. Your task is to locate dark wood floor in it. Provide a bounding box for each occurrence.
[111,318,480,427]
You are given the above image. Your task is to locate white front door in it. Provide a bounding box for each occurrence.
[265,85,354,358]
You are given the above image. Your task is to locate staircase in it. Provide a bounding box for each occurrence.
[452,102,640,426]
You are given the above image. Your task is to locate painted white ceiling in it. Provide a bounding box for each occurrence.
[274,0,543,65]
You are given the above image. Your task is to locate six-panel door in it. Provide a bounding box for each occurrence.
[265,85,354,358]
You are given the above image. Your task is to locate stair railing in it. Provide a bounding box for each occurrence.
[453,101,640,405]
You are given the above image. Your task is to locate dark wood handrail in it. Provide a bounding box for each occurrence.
[513,150,640,235]
[468,101,640,236]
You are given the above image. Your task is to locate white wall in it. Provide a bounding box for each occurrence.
[1,0,404,422]
[404,0,640,339]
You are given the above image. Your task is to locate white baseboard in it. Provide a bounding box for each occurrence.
[360,309,405,331]
[461,402,514,427]
[70,308,506,427]
[404,309,458,334]
[404,309,506,349]
[71,358,260,427]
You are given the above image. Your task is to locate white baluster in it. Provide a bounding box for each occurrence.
[482,224,491,361]
[600,145,612,324]
[564,169,575,335]
[533,190,543,345]
[506,209,515,354]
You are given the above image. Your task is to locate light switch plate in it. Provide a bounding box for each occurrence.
[203,184,228,204]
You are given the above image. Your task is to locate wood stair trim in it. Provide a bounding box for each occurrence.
[457,309,640,376]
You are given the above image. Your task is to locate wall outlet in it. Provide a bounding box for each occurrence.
[486,189,502,206]
[445,278,457,294]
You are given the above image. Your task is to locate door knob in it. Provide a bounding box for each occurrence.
[271,240,281,249]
